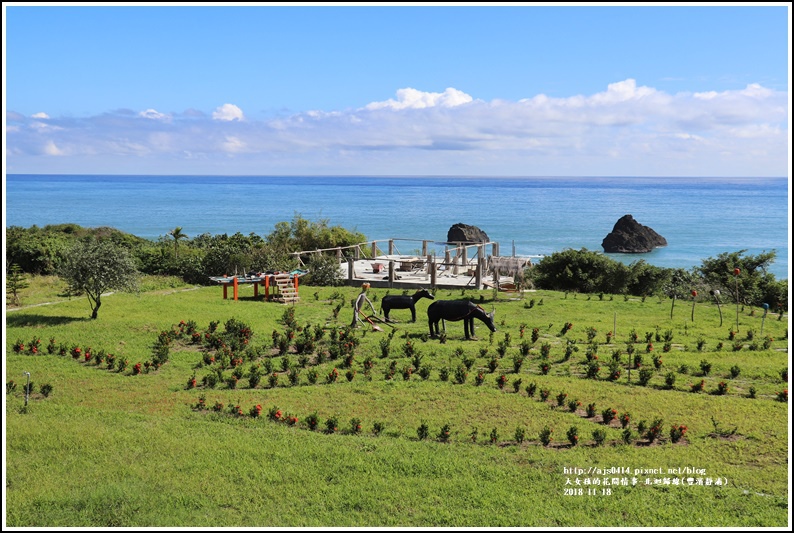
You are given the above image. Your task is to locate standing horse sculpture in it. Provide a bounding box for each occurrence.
[381,289,434,323]
[427,300,497,340]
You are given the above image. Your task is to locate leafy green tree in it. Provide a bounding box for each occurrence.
[696,250,784,309]
[6,263,30,306]
[58,239,140,319]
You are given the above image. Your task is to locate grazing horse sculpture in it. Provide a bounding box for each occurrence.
[381,289,435,323]
[427,300,497,340]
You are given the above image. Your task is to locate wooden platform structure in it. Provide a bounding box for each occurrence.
[291,238,539,291]
[209,273,300,303]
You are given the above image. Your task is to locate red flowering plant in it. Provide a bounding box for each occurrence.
[539,426,553,446]
[286,415,298,426]
[496,374,507,389]
[249,404,263,418]
[716,381,729,395]
[326,368,339,384]
[566,426,579,446]
[47,337,57,355]
[776,389,788,402]
[539,389,550,402]
[187,374,197,389]
[602,408,617,425]
[690,380,705,393]
[194,395,206,410]
[351,418,363,434]
[540,363,550,375]
[586,402,597,418]
[13,339,25,354]
[132,362,142,375]
[670,424,688,443]
[619,412,631,429]
[474,372,485,386]
[212,401,224,412]
[27,337,41,355]
[268,406,283,421]
[70,346,82,359]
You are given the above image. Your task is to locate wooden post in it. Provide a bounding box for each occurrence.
[475,256,483,290]
[422,240,428,256]
[336,247,342,263]
[492,242,499,257]
[388,239,394,255]
[265,275,270,301]
[293,274,299,294]
[430,260,437,288]
[232,276,239,301]
[453,247,460,275]
[347,258,355,284]
[388,261,395,289]
[461,246,468,269]
[371,241,377,258]
[354,245,360,260]
[444,249,451,274]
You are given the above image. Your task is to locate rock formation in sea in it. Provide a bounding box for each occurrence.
[601,214,667,253]
[447,223,490,244]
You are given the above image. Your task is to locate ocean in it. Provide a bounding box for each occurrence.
[4,174,790,280]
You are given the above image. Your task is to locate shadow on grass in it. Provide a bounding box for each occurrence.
[6,314,90,328]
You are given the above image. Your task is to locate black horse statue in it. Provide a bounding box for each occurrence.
[381,289,434,322]
[427,300,497,340]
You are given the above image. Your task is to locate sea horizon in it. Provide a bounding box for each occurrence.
[4,173,790,280]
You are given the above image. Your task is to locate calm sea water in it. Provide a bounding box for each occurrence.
[4,174,790,280]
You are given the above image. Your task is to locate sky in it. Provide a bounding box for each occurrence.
[3,2,791,177]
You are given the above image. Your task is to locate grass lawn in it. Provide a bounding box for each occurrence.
[4,280,790,527]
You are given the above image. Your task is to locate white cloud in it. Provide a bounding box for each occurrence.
[6,80,788,177]
[212,103,244,121]
[139,108,171,121]
[43,140,65,156]
[365,87,474,110]
[31,112,50,119]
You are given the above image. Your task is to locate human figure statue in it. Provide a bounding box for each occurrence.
[351,283,377,328]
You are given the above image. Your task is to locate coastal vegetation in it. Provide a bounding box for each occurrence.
[5,272,789,526]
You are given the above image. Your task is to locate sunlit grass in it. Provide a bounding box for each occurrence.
[5,280,789,526]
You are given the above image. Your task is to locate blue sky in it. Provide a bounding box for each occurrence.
[3,3,791,177]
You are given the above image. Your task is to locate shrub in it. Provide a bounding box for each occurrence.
[700,360,712,376]
[664,372,676,390]
[646,418,664,442]
[638,368,653,386]
[438,423,451,442]
[592,429,606,446]
[602,408,617,425]
[556,391,568,407]
[350,418,363,435]
[453,365,467,385]
[670,424,688,443]
[621,428,634,445]
[539,426,553,446]
[716,381,729,395]
[489,427,499,444]
[39,383,53,397]
[690,380,705,393]
[729,365,741,379]
[584,361,600,379]
[525,382,537,397]
[586,402,597,418]
[539,389,550,402]
[372,421,385,436]
[512,378,523,393]
[619,412,631,429]
[417,422,429,440]
[514,426,525,444]
[325,415,339,434]
[566,426,579,446]
[496,374,507,390]
[776,389,788,402]
[568,399,581,413]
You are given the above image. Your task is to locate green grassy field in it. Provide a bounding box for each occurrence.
[4,279,790,527]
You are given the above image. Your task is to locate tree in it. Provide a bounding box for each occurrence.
[58,239,140,319]
[168,226,188,261]
[6,263,30,306]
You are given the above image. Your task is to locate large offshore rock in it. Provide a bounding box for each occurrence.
[447,223,490,243]
[601,214,667,253]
